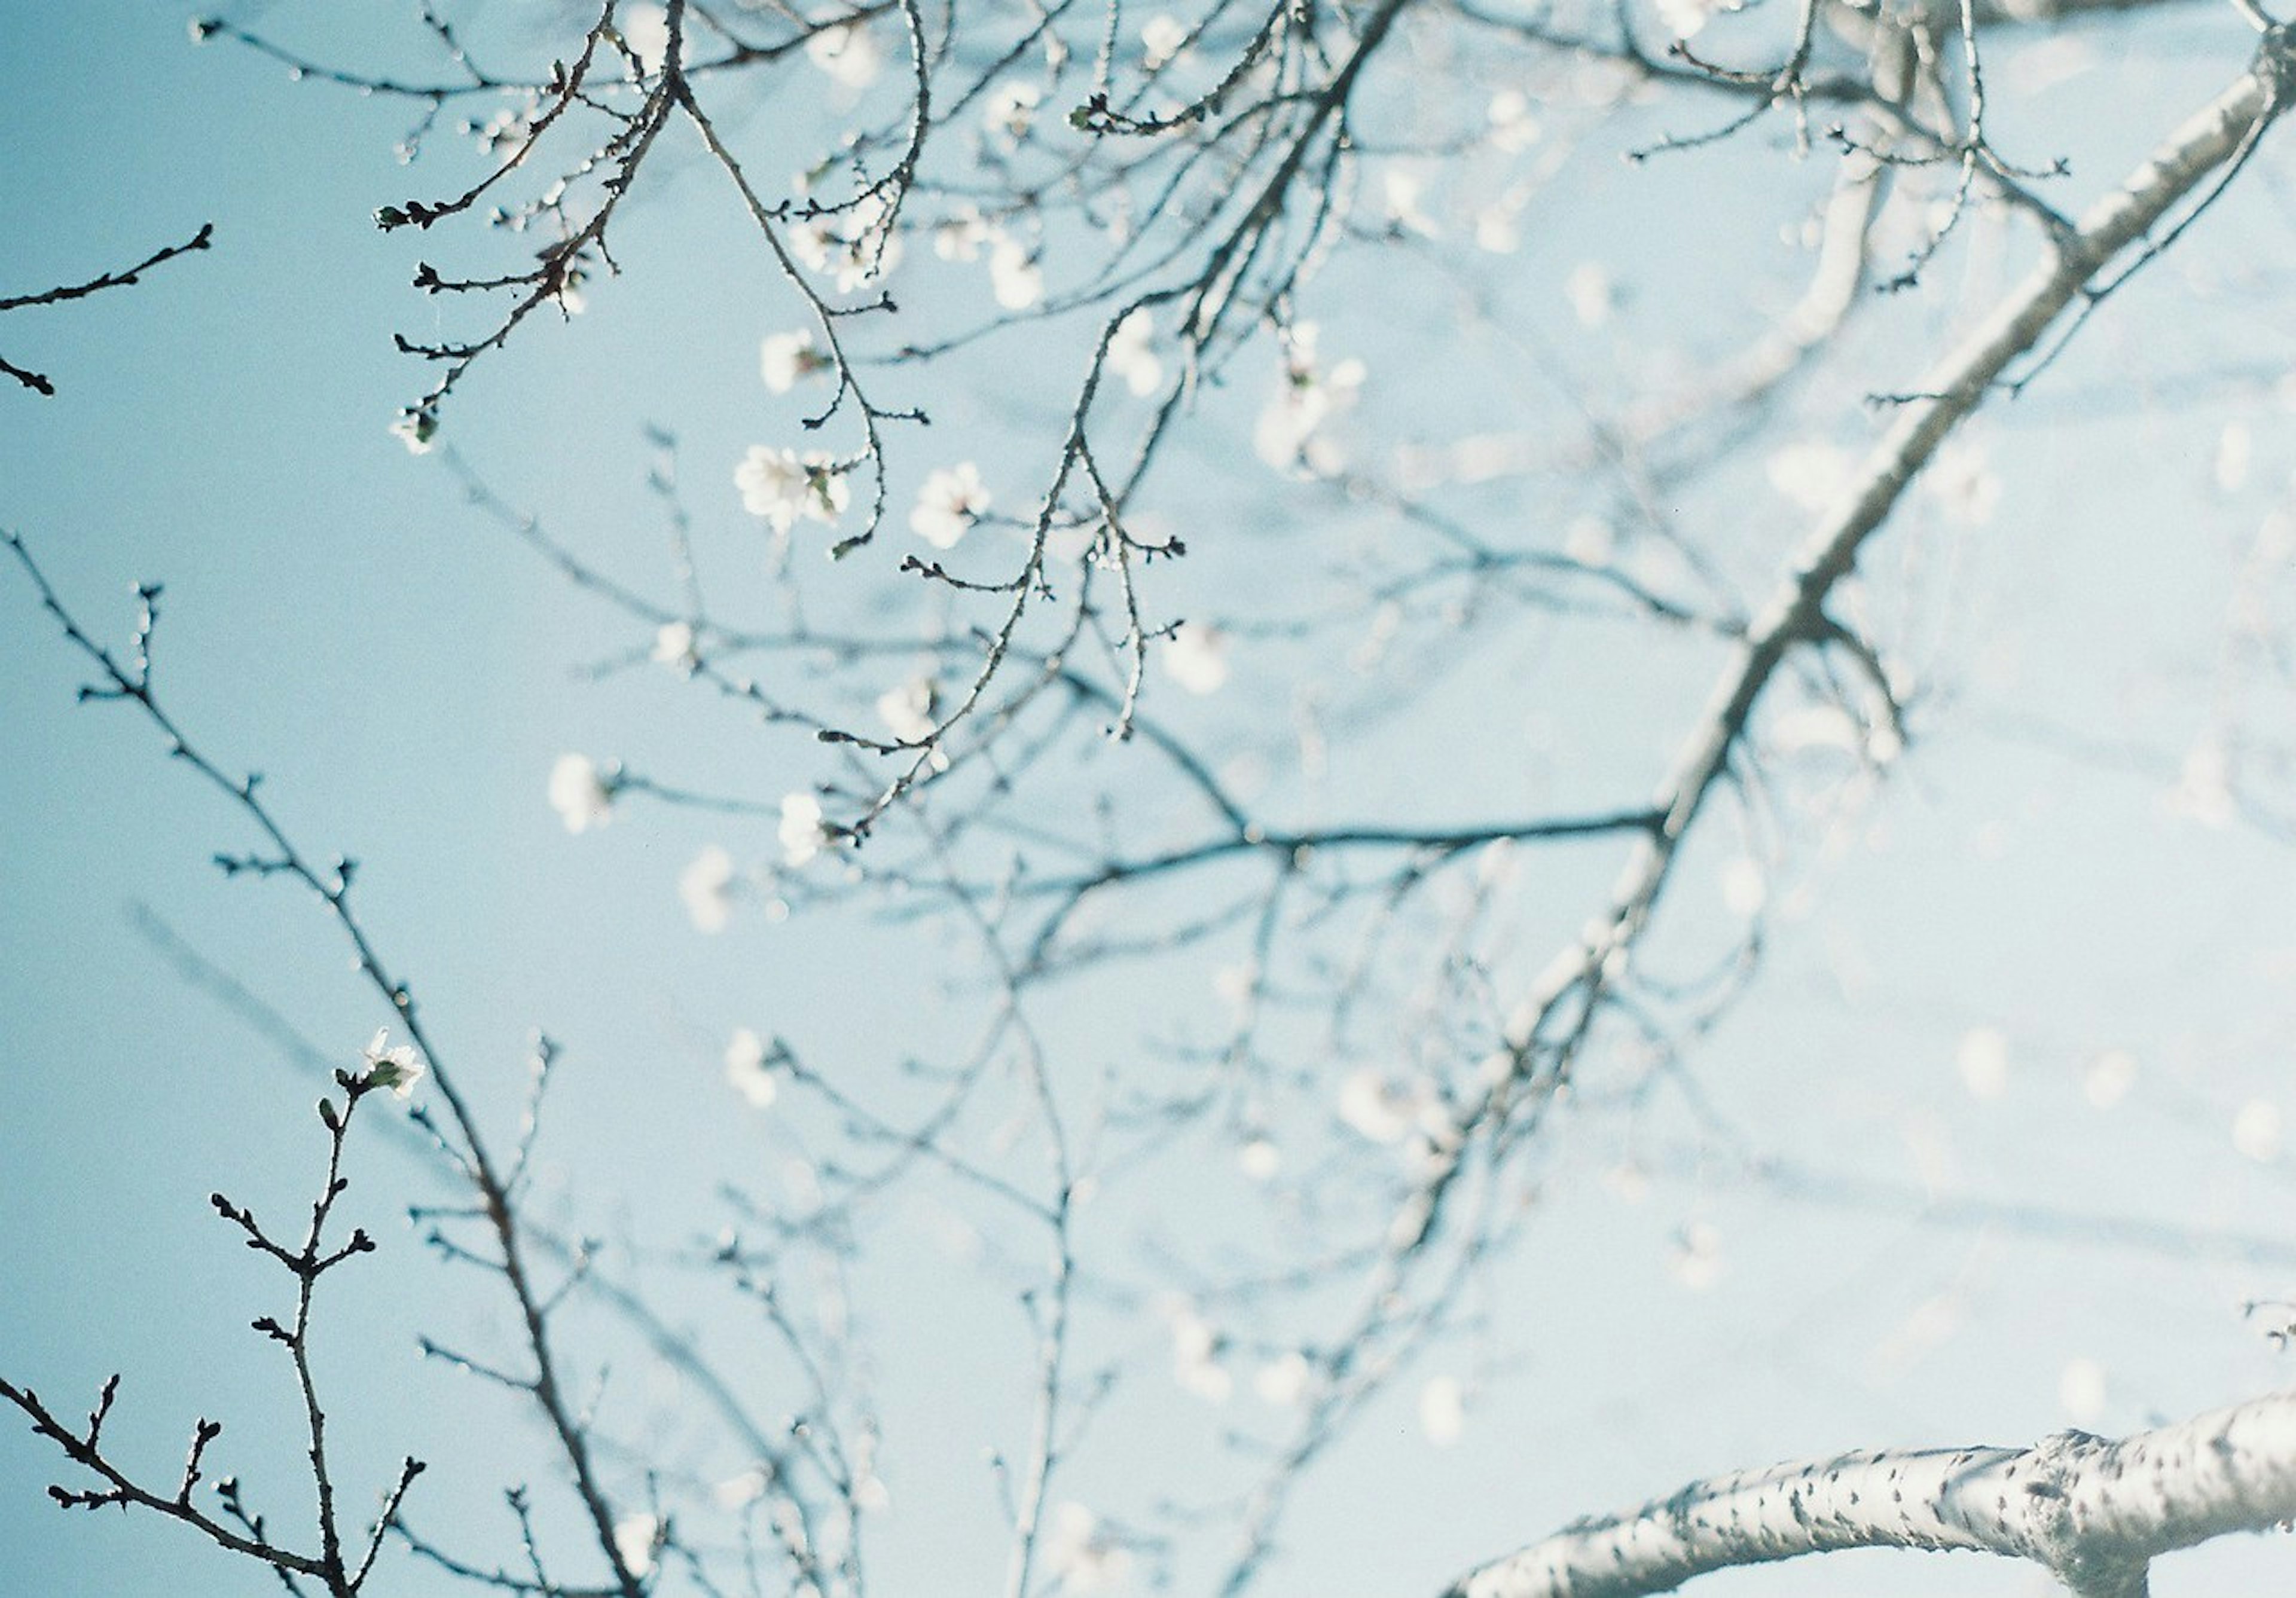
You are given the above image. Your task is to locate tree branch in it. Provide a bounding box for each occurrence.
[1446,1389,2296,1597]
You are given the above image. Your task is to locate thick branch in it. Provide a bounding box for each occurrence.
[1446,1389,2296,1598]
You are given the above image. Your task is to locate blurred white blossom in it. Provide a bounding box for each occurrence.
[549,753,613,833]
[1668,1219,1724,1290]
[680,845,736,934]
[1565,261,1613,328]
[806,17,881,89]
[2234,1099,2283,1162]
[612,1513,658,1579]
[1254,322,1364,473]
[652,621,695,668]
[933,204,993,261]
[1107,308,1162,397]
[1168,1305,1231,1402]
[1043,1502,1131,1594]
[761,329,829,393]
[1419,1375,1466,1445]
[1161,624,1229,695]
[620,4,671,73]
[1254,1350,1311,1405]
[2084,1049,2138,1110]
[1957,1026,2011,1101]
[780,792,829,867]
[1141,14,1189,67]
[725,1028,779,1110]
[988,236,1045,310]
[985,80,1040,146]
[1488,89,1541,151]
[1767,439,1855,512]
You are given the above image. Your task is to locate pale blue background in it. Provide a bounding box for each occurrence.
[5,3,2296,1595]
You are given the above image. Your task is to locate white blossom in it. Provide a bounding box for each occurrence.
[911,463,992,549]
[358,1028,426,1100]
[1106,308,1162,397]
[877,675,937,743]
[389,408,436,455]
[985,81,1041,146]
[1382,166,1439,238]
[2234,1099,2283,1162]
[737,447,850,533]
[1160,624,1229,695]
[652,621,695,668]
[2084,1049,2138,1110]
[1141,14,1189,68]
[988,236,1045,310]
[1767,439,1855,512]
[1254,323,1364,473]
[2165,738,2236,829]
[1668,1218,1723,1290]
[761,329,829,393]
[1168,1306,1232,1402]
[1254,1350,1311,1405]
[549,753,614,833]
[612,1513,659,1580]
[933,204,994,261]
[780,792,829,867]
[1419,1375,1467,1445]
[1657,0,1727,39]
[1238,1136,1280,1182]
[1957,1026,2011,1101]
[1565,260,1613,328]
[1338,1067,1430,1145]
[725,1028,779,1110]
[805,18,881,89]
[621,4,672,74]
[1487,89,1541,152]
[1043,1502,1131,1594]
[679,845,737,934]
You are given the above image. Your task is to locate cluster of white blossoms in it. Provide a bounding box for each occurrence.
[548,753,615,833]
[358,1028,426,1100]
[1254,322,1364,475]
[736,445,850,534]
[909,462,992,549]
[789,190,901,295]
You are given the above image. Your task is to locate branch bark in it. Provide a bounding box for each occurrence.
[1447,1389,2296,1598]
